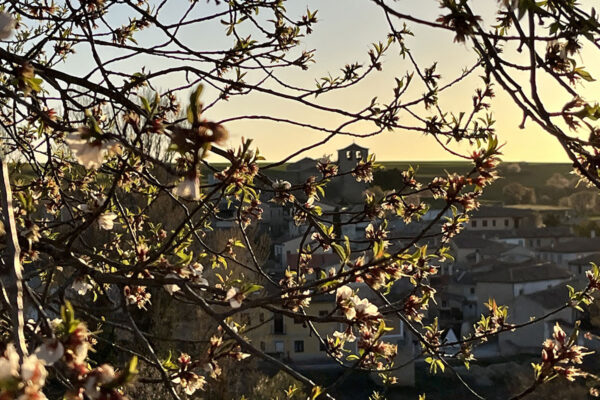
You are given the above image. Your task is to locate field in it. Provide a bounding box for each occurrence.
[375,161,575,204]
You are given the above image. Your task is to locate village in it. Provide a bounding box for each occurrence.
[206,144,600,391]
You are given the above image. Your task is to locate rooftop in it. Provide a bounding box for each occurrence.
[494,226,573,239]
[567,253,600,266]
[473,261,571,283]
[471,206,533,219]
[538,237,600,253]
[522,283,578,309]
[338,143,369,152]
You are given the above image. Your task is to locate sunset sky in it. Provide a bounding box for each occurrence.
[65,0,600,163]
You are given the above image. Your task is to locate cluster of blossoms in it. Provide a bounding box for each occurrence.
[331,286,397,368]
[0,344,47,400]
[171,353,206,395]
[271,180,295,205]
[66,126,121,170]
[124,284,152,310]
[77,194,117,231]
[213,143,260,195]
[170,326,249,395]
[316,155,338,178]
[335,286,381,329]
[352,154,376,183]
[534,323,592,383]
[280,269,311,312]
[26,304,134,399]
[162,261,209,295]
[240,197,263,228]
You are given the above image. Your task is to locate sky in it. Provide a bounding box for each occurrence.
[54,0,600,163]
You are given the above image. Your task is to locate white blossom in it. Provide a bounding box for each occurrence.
[20,354,48,387]
[34,340,64,365]
[173,176,201,201]
[0,344,19,381]
[84,364,116,400]
[97,211,117,230]
[336,285,353,302]
[65,128,118,170]
[71,277,93,296]
[163,273,181,295]
[0,12,15,40]
[354,297,379,318]
[225,287,244,308]
[272,179,291,191]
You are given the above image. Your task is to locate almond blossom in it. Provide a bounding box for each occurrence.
[271,180,294,204]
[71,277,93,296]
[163,273,180,295]
[34,340,65,365]
[0,346,48,400]
[78,194,118,230]
[225,287,245,308]
[65,128,119,170]
[83,364,116,400]
[173,174,202,201]
[0,344,19,381]
[0,12,15,40]
[172,372,206,395]
[97,212,117,230]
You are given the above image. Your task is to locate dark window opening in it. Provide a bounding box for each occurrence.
[294,340,304,353]
[274,313,284,334]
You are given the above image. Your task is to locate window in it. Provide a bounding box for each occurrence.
[492,219,496,227]
[355,151,362,160]
[504,218,509,227]
[274,313,284,334]
[399,320,405,338]
[442,300,448,308]
[346,151,352,160]
[518,288,524,295]
[319,341,327,351]
[482,220,488,227]
[240,313,251,326]
[536,239,541,247]
[274,341,284,353]
[294,340,304,353]
[471,220,477,228]
[579,266,583,275]
[260,341,266,351]
[470,287,475,295]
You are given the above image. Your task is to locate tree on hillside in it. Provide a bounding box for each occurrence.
[0,1,598,400]
[502,182,537,204]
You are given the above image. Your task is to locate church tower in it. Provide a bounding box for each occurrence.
[336,143,370,203]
